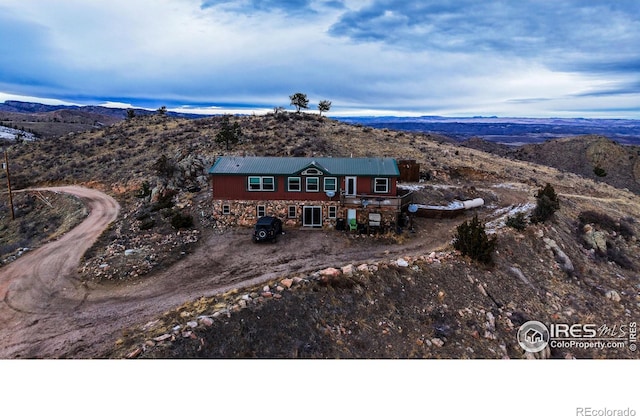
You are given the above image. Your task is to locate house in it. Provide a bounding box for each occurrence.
[208,156,413,229]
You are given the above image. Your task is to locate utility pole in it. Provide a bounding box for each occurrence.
[3,149,14,220]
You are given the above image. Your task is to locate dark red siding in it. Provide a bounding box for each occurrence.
[212,175,397,200]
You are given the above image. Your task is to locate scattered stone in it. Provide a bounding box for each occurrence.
[280,278,294,289]
[341,264,354,276]
[477,283,488,297]
[142,319,160,331]
[200,317,214,327]
[357,264,369,273]
[483,331,497,340]
[543,237,574,275]
[262,285,271,293]
[274,293,282,299]
[606,290,621,303]
[126,347,143,359]
[431,338,445,347]
[144,340,156,347]
[486,312,496,332]
[276,285,285,292]
[396,258,409,267]
[186,321,198,328]
[172,325,181,332]
[262,291,273,298]
[124,249,137,256]
[153,334,172,342]
[319,267,341,277]
[238,299,248,308]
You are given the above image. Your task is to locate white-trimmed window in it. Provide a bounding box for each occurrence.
[287,177,301,192]
[288,205,297,218]
[328,206,337,219]
[306,177,320,192]
[248,176,275,191]
[324,177,337,192]
[374,178,389,193]
[222,204,230,215]
[257,205,266,217]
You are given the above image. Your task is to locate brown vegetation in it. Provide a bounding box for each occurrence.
[2,111,639,359]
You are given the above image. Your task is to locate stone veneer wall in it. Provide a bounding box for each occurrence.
[212,199,398,229]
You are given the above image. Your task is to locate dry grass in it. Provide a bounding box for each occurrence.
[2,111,640,358]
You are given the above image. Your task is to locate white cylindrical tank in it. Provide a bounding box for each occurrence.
[462,198,484,210]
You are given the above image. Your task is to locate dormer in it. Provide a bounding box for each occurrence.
[296,161,329,176]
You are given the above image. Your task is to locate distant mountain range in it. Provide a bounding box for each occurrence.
[3,100,640,145]
[0,100,207,139]
[335,115,640,146]
[0,100,206,120]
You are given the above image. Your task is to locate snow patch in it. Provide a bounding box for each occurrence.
[485,203,536,233]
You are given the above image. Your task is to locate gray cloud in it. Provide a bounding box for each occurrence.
[329,1,640,71]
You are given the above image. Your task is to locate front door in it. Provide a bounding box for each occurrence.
[303,206,322,227]
[345,176,357,196]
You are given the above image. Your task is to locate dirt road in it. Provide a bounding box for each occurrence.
[0,186,463,358]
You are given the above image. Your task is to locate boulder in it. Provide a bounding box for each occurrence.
[583,230,608,254]
[606,290,621,303]
[341,264,354,276]
[319,267,341,277]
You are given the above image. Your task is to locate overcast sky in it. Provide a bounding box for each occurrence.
[0,0,639,117]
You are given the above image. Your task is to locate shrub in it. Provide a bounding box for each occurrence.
[606,243,635,271]
[530,183,559,223]
[139,217,156,230]
[578,210,635,240]
[136,181,152,198]
[453,215,497,264]
[506,212,528,231]
[593,165,607,177]
[171,212,194,230]
[151,189,177,211]
[153,155,176,179]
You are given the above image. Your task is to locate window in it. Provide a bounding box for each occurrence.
[287,177,301,192]
[328,206,337,219]
[257,205,266,217]
[262,177,274,191]
[248,176,275,191]
[302,168,322,175]
[222,204,230,215]
[306,177,319,192]
[374,178,389,193]
[288,205,297,218]
[324,177,337,192]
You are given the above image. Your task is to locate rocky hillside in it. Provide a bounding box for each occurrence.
[461,135,640,195]
[1,111,639,359]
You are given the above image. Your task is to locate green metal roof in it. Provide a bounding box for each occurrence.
[209,156,399,176]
